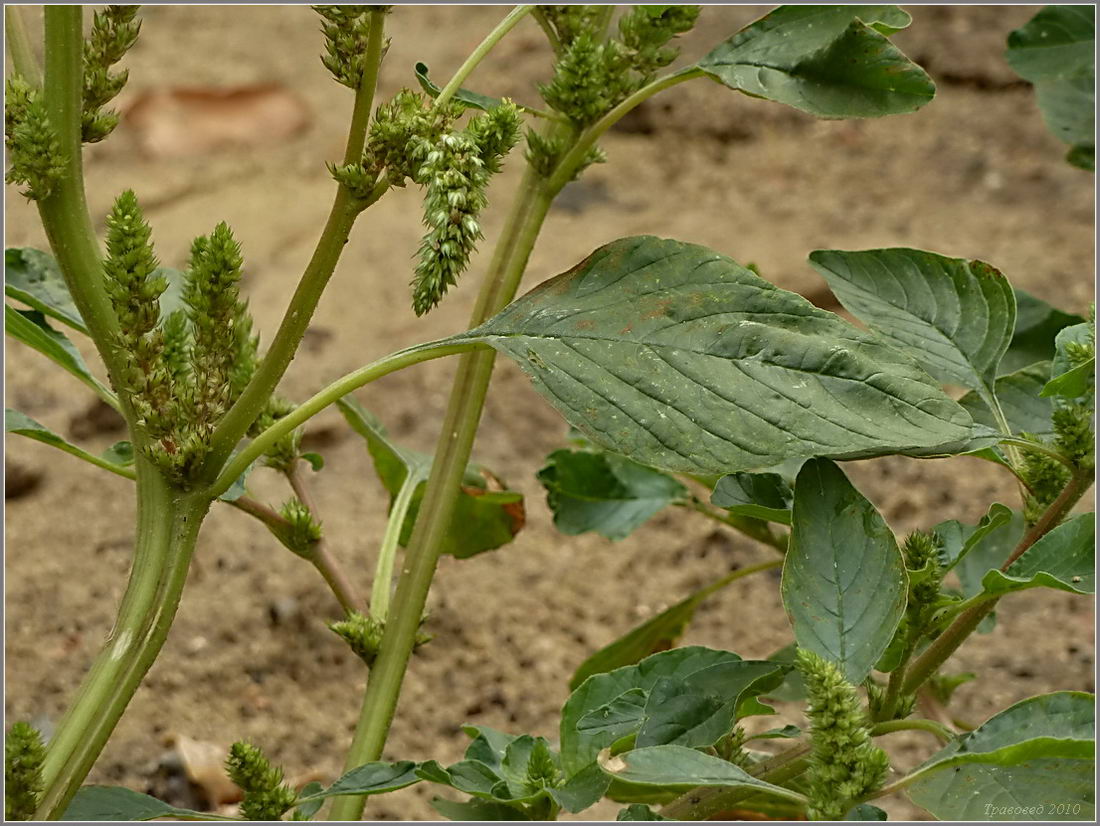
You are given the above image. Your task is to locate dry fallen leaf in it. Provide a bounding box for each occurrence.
[163,733,241,807]
[123,84,310,158]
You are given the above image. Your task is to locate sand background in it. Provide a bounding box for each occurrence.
[5,5,1094,820]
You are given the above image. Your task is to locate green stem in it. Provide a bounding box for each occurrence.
[901,469,1092,696]
[546,67,704,192]
[34,464,210,819]
[328,152,561,822]
[287,462,364,615]
[529,7,561,55]
[6,5,42,86]
[1001,436,1078,472]
[682,497,788,554]
[201,10,388,480]
[36,6,136,433]
[433,5,535,108]
[370,474,419,622]
[870,718,954,744]
[208,339,481,500]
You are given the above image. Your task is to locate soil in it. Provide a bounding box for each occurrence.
[4,5,1094,822]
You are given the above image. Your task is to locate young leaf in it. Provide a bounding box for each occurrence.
[809,248,1016,416]
[1006,6,1095,170]
[338,398,524,559]
[5,247,87,333]
[696,6,934,119]
[781,459,907,683]
[538,448,687,540]
[6,408,135,479]
[617,803,674,820]
[458,237,974,477]
[598,745,806,805]
[710,472,792,524]
[414,61,508,112]
[5,305,118,408]
[569,564,779,690]
[561,647,743,777]
[979,513,1094,598]
[1002,290,1086,375]
[293,760,419,803]
[936,502,1015,574]
[1042,359,1095,399]
[61,785,230,821]
[959,362,1055,437]
[904,692,1095,820]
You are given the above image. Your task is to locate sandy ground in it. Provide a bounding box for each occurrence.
[5,5,1094,821]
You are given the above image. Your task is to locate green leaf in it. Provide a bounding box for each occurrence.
[979,514,1094,597]
[460,237,974,477]
[1066,143,1095,171]
[550,762,611,813]
[905,692,1095,820]
[781,459,907,683]
[6,408,134,479]
[847,803,888,820]
[102,441,135,466]
[808,248,1015,412]
[538,449,687,540]
[960,362,1055,437]
[711,472,792,524]
[618,803,674,820]
[569,565,778,691]
[431,797,532,820]
[760,643,805,702]
[598,746,805,805]
[936,502,1015,575]
[696,6,933,119]
[1002,290,1085,375]
[561,647,744,777]
[415,61,510,112]
[294,760,419,803]
[293,782,325,819]
[6,305,117,408]
[1007,6,1095,168]
[1043,360,1095,399]
[5,247,87,333]
[61,786,232,821]
[338,398,524,559]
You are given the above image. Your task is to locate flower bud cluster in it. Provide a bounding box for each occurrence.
[330,611,431,667]
[5,722,45,821]
[82,5,141,143]
[4,78,65,201]
[538,6,605,48]
[314,6,384,89]
[522,740,563,795]
[410,102,521,316]
[365,90,462,186]
[798,649,889,821]
[225,741,297,821]
[274,498,323,558]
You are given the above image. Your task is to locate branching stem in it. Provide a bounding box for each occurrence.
[433,5,535,109]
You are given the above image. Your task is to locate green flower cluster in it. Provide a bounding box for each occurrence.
[411,102,521,316]
[5,722,45,821]
[103,192,260,480]
[330,611,431,667]
[314,5,388,89]
[82,5,141,143]
[537,6,606,49]
[521,740,562,795]
[4,78,64,201]
[798,650,889,821]
[273,498,323,558]
[225,741,297,821]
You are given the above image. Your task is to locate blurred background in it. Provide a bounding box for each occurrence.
[5,5,1094,820]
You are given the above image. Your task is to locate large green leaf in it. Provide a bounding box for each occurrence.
[906,692,1095,820]
[781,458,907,683]
[568,563,779,691]
[598,745,805,805]
[6,408,134,479]
[1002,289,1086,375]
[338,398,524,559]
[979,513,1094,597]
[710,471,792,524]
[538,448,687,540]
[808,248,1016,414]
[6,305,118,408]
[460,237,974,476]
[959,362,1054,438]
[1006,6,1095,170]
[61,786,231,821]
[5,247,87,333]
[561,647,742,777]
[696,5,933,119]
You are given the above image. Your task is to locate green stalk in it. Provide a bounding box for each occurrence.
[328,155,561,821]
[201,9,388,480]
[870,718,954,744]
[900,469,1092,696]
[683,497,788,553]
[208,339,481,500]
[370,474,419,621]
[34,462,210,819]
[433,5,535,108]
[6,5,42,86]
